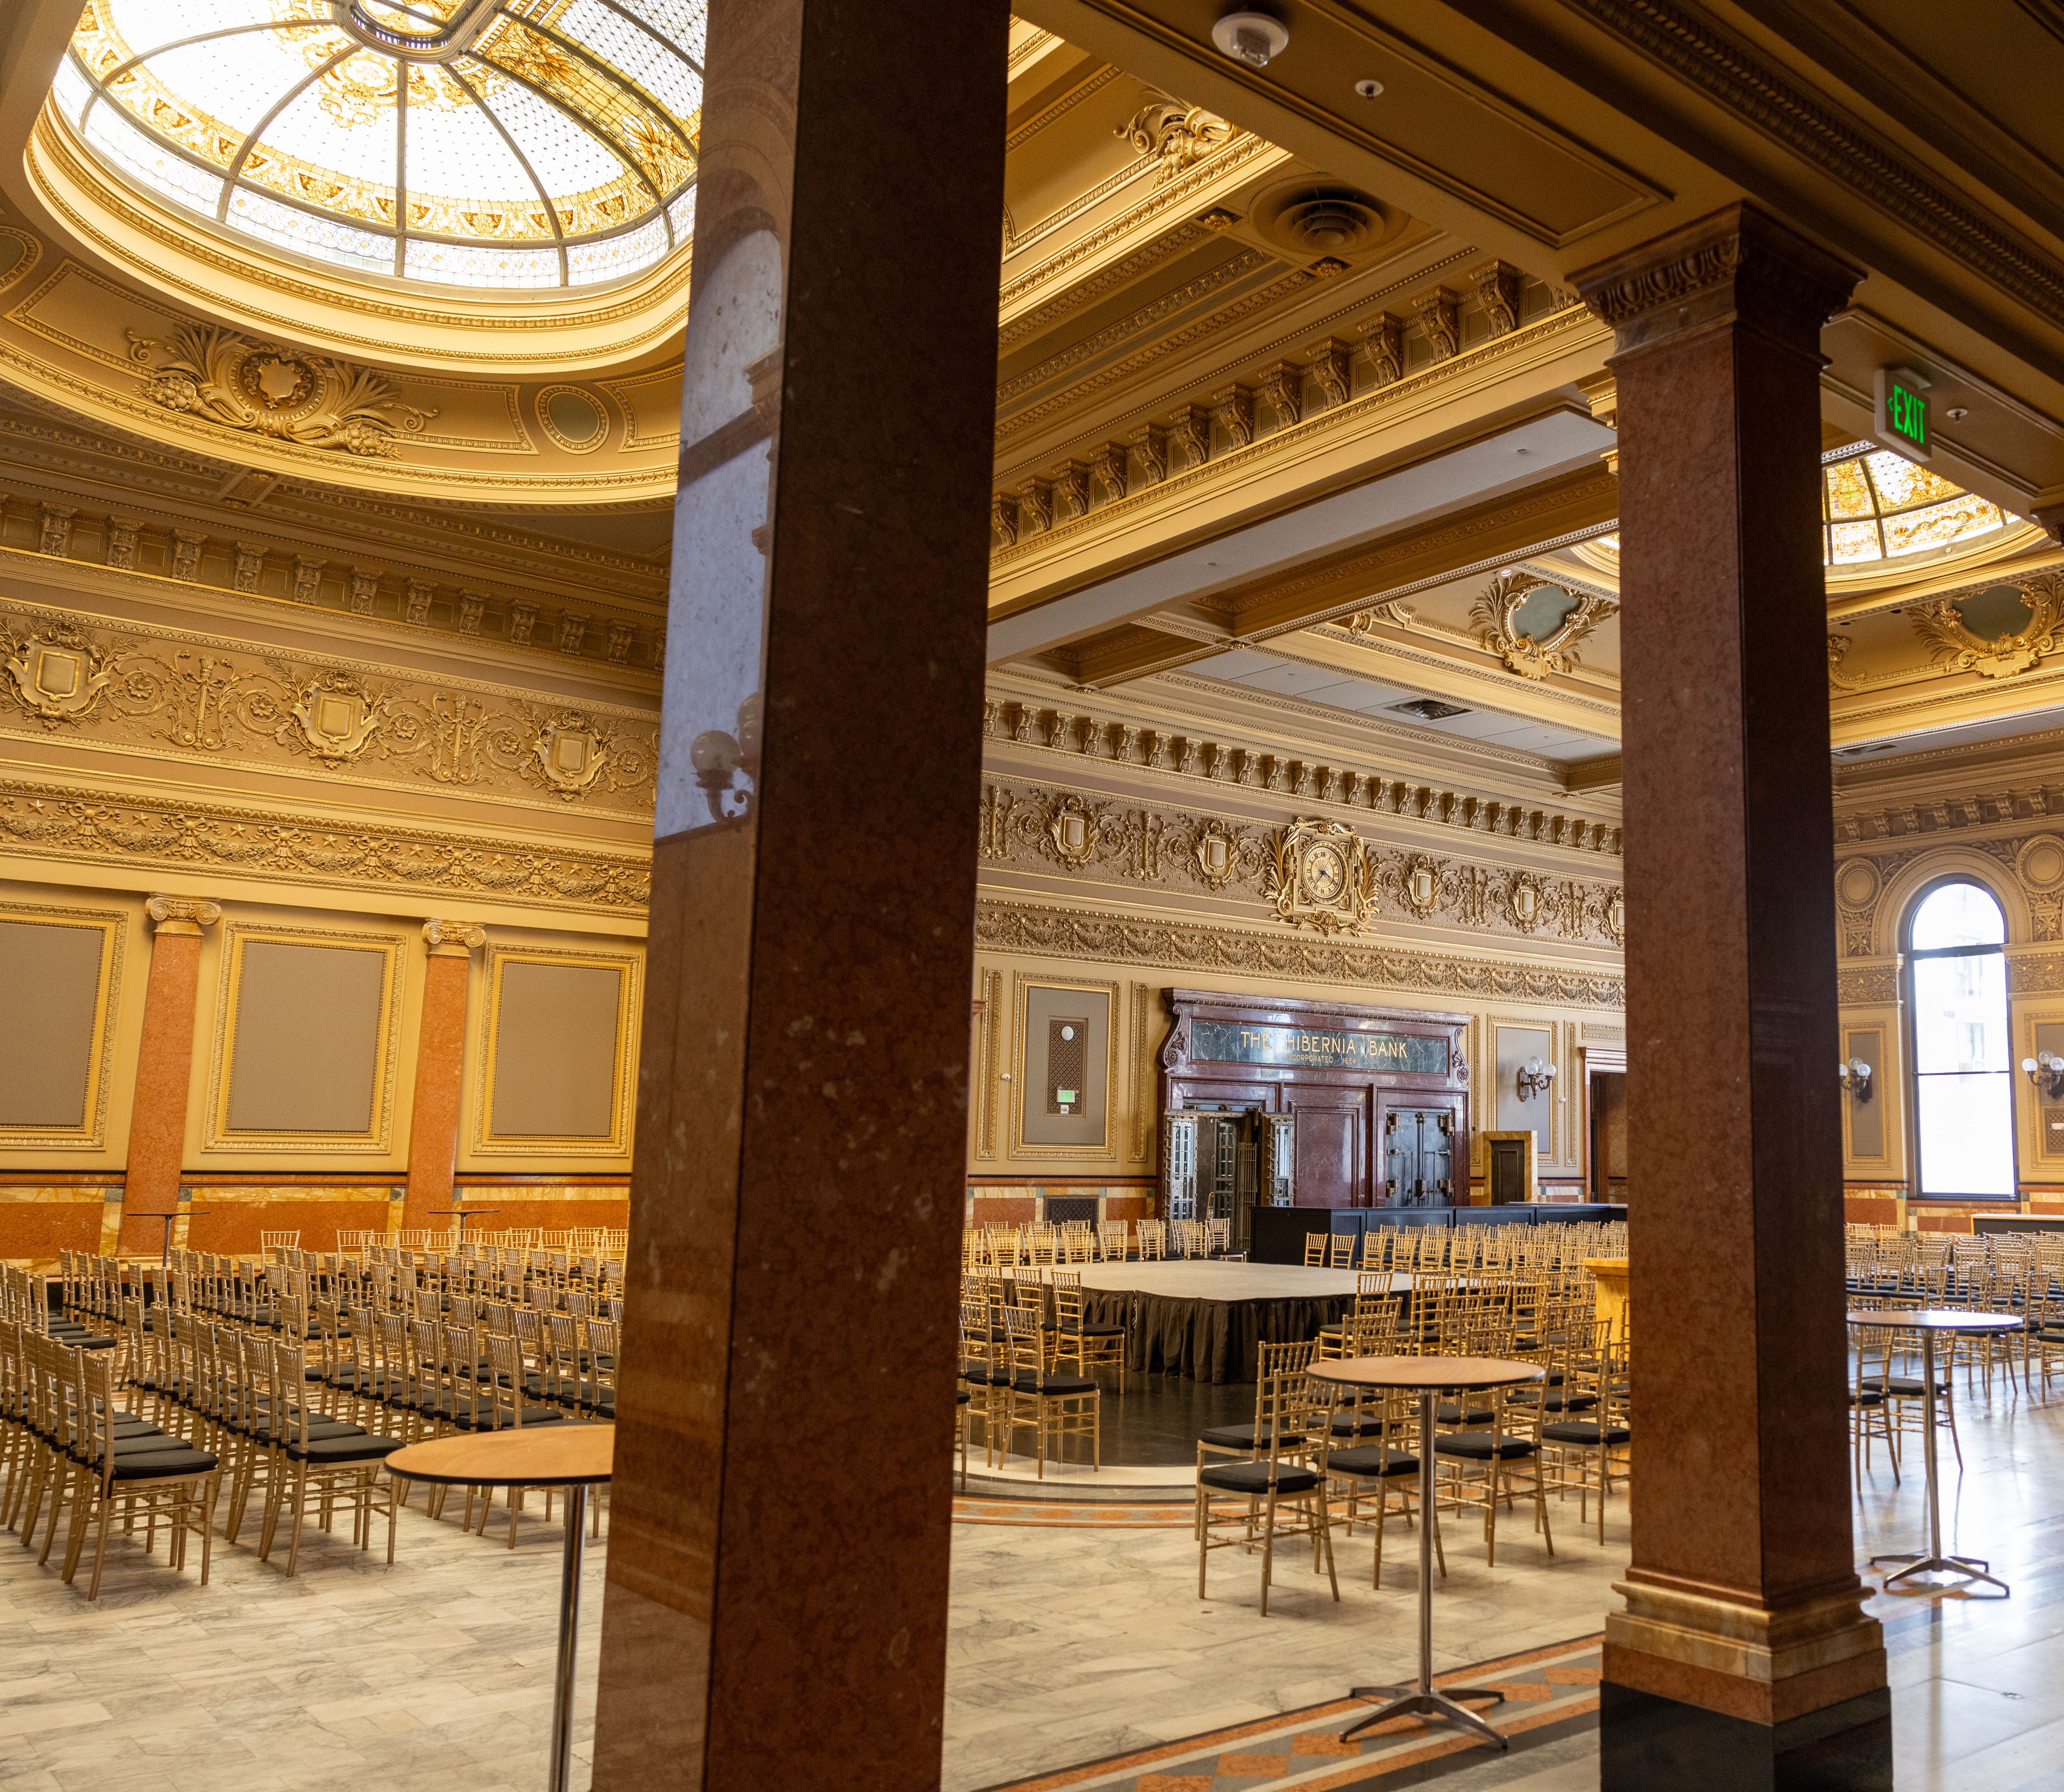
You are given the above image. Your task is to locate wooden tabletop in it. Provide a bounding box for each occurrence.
[1845,1308,2023,1332]
[385,1423,614,1488]
[1310,1354,1545,1391]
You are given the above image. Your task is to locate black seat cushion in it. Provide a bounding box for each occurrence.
[1435,1403,1494,1426]
[1435,1432,1537,1461]
[1325,1412,1387,1440]
[1326,1445,1418,1478]
[1007,1372,1098,1397]
[1543,1421,1631,1446]
[1199,1422,1271,1450]
[285,1433,407,1463]
[96,1448,219,1480]
[1199,1459,1321,1496]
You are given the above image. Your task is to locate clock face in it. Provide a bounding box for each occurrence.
[1303,842,1346,901]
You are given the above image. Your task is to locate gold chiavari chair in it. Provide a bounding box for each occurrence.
[998,1304,1098,1478]
[1045,1271,1127,1393]
[1321,1370,1436,1589]
[1197,1357,1338,1615]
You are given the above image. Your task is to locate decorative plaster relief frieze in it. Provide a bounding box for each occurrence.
[127,324,436,461]
[976,898,1624,1009]
[0,605,657,814]
[979,777,1625,948]
[0,778,649,914]
[1838,964,1898,1005]
[1834,822,2064,956]
[985,696,1622,855]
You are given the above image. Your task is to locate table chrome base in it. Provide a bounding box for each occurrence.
[1344,1685,1506,1748]
[1873,1549,2009,1596]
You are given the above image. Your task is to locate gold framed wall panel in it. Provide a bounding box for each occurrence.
[1843,1023,1891,1165]
[204,920,406,1153]
[2024,1010,2064,1166]
[973,967,1002,1162]
[1010,971,1120,1162]
[471,941,640,1157]
[0,900,123,1149]
[1128,980,1155,1166]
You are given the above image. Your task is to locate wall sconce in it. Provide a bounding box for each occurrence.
[689,692,763,823]
[2023,1051,2064,1099]
[1838,1058,1874,1103]
[1517,1056,1557,1100]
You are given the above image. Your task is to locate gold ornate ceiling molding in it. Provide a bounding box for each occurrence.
[973,896,1625,1009]
[0,775,650,915]
[0,246,683,499]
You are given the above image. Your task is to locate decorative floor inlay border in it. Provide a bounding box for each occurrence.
[954,1497,1195,1528]
[976,1633,1603,1791]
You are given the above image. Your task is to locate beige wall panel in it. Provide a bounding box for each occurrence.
[224,941,388,1135]
[0,893,131,1154]
[490,962,624,1138]
[191,907,416,1168]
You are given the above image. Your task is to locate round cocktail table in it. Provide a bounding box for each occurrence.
[1310,1356,1545,1750]
[1846,1309,2019,1596]
[387,1424,614,1790]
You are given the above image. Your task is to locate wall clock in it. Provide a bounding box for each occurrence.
[1270,817,1374,934]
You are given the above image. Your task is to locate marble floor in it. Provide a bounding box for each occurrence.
[2,1373,2062,1791]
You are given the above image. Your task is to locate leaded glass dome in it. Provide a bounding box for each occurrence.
[55,1,703,291]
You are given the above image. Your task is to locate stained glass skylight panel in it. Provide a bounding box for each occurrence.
[58,0,699,289]
[1818,448,2006,565]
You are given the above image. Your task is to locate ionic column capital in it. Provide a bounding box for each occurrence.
[422,918,487,958]
[145,894,223,936]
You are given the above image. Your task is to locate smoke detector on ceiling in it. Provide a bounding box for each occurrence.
[1212,9,1289,68]
[1392,698,1470,721]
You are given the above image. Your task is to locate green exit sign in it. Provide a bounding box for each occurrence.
[1874,365,1932,463]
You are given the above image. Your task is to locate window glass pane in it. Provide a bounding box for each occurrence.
[1909,880,2005,949]
[1915,1073,2016,1197]
[1911,950,2010,1072]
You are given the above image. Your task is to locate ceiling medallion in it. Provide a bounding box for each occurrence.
[126,324,437,460]
[1270,818,1374,934]
[1468,569,1618,679]
[3,622,111,726]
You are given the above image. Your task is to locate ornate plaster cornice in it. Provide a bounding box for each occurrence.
[974,897,1625,1009]
[1549,0,2064,334]
[0,778,650,915]
[983,696,1621,856]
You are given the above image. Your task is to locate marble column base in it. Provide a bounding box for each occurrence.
[1600,1682,1894,1792]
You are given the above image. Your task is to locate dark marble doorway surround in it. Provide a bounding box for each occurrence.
[1574,208,1891,1789]
[590,1,1010,1784]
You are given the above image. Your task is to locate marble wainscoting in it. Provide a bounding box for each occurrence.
[0,1180,118,1272]
[967,1182,1158,1230]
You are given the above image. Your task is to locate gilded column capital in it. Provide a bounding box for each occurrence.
[144,894,222,936]
[423,918,487,958]
[1570,202,1861,359]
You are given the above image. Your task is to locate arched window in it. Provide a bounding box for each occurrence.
[1905,880,2015,1199]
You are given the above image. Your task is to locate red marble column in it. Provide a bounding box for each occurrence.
[590,2,1008,1786]
[1573,208,1889,1787]
[401,919,484,1234]
[119,895,219,1255]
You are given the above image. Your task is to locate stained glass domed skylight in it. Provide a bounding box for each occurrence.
[1579,446,2009,573]
[54,1,703,291]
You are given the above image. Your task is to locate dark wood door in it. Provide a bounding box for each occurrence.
[1290,1097,1364,1206]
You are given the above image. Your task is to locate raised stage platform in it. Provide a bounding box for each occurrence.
[1037,1260,1385,1385]
[1248,1201,1627,1264]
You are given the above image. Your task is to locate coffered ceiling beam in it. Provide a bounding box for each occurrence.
[986,406,1614,664]
[1563,752,1623,792]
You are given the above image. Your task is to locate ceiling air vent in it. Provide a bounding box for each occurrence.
[1391,698,1470,721]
